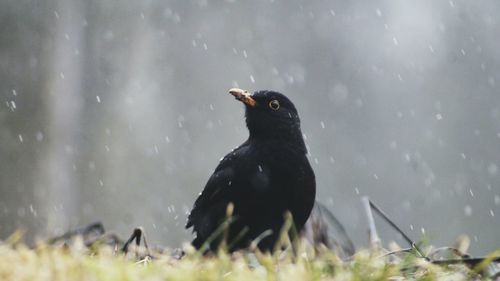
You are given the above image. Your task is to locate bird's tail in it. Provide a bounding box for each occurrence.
[191,236,204,249]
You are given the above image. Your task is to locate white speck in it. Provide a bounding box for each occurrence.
[330,9,335,16]
[140,12,145,19]
[461,153,466,159]
[487,163,498,176]
[410,224,414,230]
[10,101,16,109]
[464,205,472,216]
[373,174,379,180]
[302,133,307,140]
[435,113,443,120]
[64,33,70,40]
[354,187,359,195]
[488,76,496,86]
[250,75,255,83]
[99,180,104,186]
[404,153,411,162]
[18,134,23,143]
[329,156,335,163]
[439,23,446,32]
[228,181,232,186]
[384,23,389,30]
[428,45,435,53]
[258,165,263,172]
[203,43,208,50]
[104,145,110,152]
[191,39,197,47]
[54,11,59,19]
[96,96,101,103]
[12,89,17,96]
[490,209,495,217]
[165,136,170,143]
[390,141,397,149]
[461,49,466,56]
[314,158,319,164]
[59,72,65,79]
[449,0,455,7]
[473,235,478,242]
[209,104,214,110]
[393,37,399,46]
[171,13,181,24]
[421,227,425,234]
[29,204,37,217]
[397,74,403,81]
[177,115,185,128]
[36,131,44,141]
[375,8,382,17]
[320,121,325,129]
[242,50,248,58]
[469,189,474,197]
[232,48,237,54]
[494,195,500,205]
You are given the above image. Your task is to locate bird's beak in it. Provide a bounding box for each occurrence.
[229,88,256,107]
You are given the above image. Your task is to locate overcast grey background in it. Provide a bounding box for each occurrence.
[0,0,499,255]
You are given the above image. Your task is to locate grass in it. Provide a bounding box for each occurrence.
[1,232,496,281]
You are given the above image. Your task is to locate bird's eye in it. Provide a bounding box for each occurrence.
[268,100,280,110]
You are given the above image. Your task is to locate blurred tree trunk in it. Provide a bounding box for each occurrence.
[38,0,85,235]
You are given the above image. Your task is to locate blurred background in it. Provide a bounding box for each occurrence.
[0,0,499,255]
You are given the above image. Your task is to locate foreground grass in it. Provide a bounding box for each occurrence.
[0,238,496,281]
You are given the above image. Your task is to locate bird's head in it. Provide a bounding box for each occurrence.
[229,88,305,146]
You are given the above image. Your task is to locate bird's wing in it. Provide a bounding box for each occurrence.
[185,143,251,232]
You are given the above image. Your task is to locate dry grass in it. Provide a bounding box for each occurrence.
[1,232,495,281]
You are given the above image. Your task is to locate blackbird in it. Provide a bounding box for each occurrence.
[186,88,316,252]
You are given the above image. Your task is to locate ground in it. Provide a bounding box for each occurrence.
[1,233,497,281]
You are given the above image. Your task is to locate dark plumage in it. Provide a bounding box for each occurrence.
[186,88,316,252]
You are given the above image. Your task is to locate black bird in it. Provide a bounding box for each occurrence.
[186,88,316,252]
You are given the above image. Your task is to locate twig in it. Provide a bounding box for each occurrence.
[122,227,151,257]
[361,196,381,248]
[431,256,500,266]
[367,199,427,259]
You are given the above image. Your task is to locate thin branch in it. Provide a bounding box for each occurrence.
[361,196,381,248]
[368,199,427,259]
